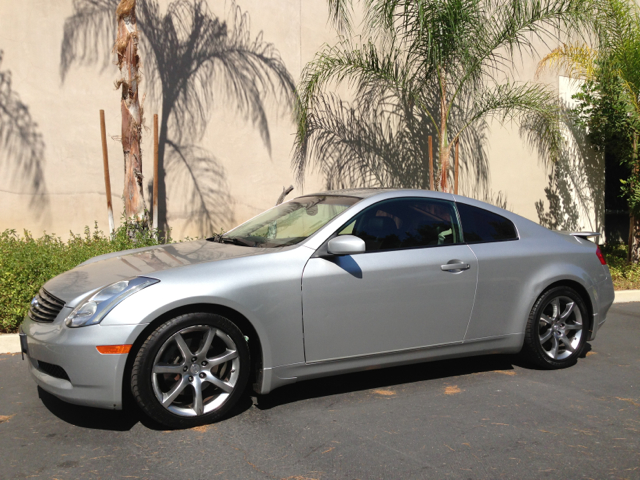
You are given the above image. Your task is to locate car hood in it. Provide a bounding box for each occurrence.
[44,239,274,303]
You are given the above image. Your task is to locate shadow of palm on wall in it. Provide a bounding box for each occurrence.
[0,50,48,218]
[535,99,604,231]
[61,0,294,237]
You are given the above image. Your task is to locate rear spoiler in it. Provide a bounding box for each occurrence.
[557,231,602,241]
[569,232,601,239]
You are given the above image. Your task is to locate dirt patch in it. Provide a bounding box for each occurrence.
[616,397,640,407]
[191,424,212,433]
[444,386,461,395]
[372,389,396,396]
[0,414,15,423]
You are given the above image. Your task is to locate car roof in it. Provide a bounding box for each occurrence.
[300,188,397,199]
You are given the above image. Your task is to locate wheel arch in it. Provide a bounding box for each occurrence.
[121,303,264,408]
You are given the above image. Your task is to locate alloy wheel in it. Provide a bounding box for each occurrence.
[538,295,583,360]
[151,325,240,417]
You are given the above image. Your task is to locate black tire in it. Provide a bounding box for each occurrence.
[131,312,250,429]
[521,286,588,369]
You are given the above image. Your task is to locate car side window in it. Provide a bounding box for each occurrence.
[338,198,462,252]
[455,202,518,244]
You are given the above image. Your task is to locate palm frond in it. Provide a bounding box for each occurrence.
[466,82,562,161]
[294,38,420,182]
[536,43,599,80]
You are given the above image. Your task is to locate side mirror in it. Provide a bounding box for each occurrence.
[327,235,366,255]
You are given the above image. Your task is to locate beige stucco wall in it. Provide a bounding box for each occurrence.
[0,0,602,239]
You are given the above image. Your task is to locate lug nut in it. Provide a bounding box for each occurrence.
[191,356,197,362]
[201,361,208,366]
[199,372,206,379]
[183,366,188,372]
[188,376,194,382]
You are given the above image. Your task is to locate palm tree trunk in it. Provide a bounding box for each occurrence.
[116,0,146,221]
[629,215,640,263]
[438,67,449,192]
[629,133,639,263]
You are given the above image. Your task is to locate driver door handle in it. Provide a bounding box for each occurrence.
[440,262,470,271]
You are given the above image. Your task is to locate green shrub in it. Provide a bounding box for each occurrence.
[0,220,169,333]
[601,244,640,291]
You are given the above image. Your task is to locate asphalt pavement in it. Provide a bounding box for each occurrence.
[0,303,638,480]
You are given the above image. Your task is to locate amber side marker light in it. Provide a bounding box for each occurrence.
[96,345,132,354]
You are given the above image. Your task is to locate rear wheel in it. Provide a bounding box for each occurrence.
[131,312,250,428]
[521,286,588,369]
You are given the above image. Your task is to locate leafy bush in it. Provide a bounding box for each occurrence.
[0,221,169,333]
[602,244,640,291]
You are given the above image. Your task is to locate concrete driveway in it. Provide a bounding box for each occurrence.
[1,302,638,480]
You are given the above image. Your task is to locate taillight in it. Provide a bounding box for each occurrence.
[596,246,607,265]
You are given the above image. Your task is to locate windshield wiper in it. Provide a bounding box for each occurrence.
[219,236,255,247]
[206,234,254,246]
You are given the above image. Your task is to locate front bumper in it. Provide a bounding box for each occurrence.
[21,314,147,410]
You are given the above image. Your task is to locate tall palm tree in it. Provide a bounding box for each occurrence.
[115,0,146,221]
[295,0,591,192]
[538,0,640,261]
[61,0,294,235]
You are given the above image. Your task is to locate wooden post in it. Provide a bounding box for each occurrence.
[153,114,159,231]
[100,110,115,235]
[428,135,434,190]
[454,138,459,195]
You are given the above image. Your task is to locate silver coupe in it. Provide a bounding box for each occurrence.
[20,189,615,428]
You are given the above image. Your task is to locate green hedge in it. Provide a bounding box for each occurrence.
[601,244,640,291]
[0,222,168,333]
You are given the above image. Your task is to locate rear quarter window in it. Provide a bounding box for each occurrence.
[456,202,518,244]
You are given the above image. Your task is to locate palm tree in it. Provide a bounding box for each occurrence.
[115,0,146,221]
[61,0,294,235]
[538,0,640,261]
[295,0,591,192]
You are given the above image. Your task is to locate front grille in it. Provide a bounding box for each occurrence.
[28,288,65,323]
[37,361,70,381]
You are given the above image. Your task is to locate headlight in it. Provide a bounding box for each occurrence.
[65,277,159,328]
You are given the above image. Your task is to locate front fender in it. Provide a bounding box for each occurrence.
[100,246,314,369]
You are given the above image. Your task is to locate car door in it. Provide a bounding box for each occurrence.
[301,197,478,363]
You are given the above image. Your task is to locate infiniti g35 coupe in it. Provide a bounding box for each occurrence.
[20,189,615,428]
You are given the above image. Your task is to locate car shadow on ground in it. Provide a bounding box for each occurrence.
[254,345,591,411]
[37,346,592,430]
[37,387,254,432]
[255,353,521,410]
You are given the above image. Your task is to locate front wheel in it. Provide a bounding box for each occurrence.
[131,312,250,429]
[521,286,588,369]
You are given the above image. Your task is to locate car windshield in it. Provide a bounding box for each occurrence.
[218,195,360,248]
